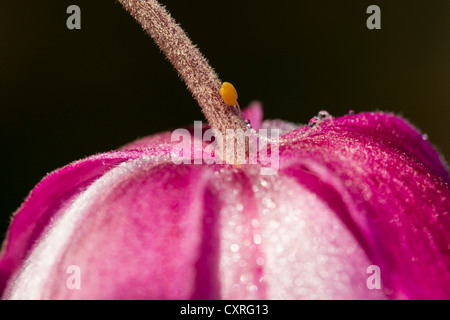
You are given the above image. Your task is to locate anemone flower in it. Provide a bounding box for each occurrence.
[1,0,449,300]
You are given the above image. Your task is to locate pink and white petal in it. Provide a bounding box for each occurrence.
[206,164,386,300]
[209,167,267,299]
[277,112,450,299]
[0,151,142,295]
[4,157,223,299]
[239,165,387,299]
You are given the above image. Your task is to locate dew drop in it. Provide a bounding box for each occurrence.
[248,285,258,293]
[259,178,268,188]
[251,218,260,228]
[308,116,321,128]
[253,234,262,244]
[262,197,276,209]
[244,119,252,128]
[317,110,331,120]
[348,109,355,114]
[422,134,428,141]
[256,257,265,266]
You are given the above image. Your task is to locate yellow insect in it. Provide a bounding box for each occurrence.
[220,82,238,106]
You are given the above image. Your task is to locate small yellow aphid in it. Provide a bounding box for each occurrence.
[220,82,238,106]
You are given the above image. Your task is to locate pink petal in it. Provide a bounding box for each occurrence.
[0,151,141,295]
[276,112,450,299]
[1,107,448,300]
[213,165,387,299]
[4,157,226,299]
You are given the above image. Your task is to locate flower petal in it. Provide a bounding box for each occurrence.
[277,112,450,299]
[0,151,141,295]
[249,165,387,299]
[4,157,224,299]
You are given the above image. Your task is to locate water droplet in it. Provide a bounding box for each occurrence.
[308,116,321,128]
[259,178,268,188]
[253,234,262,244]
[244,119,252,128]
[248,285,258,293]
[422,134,428,141]
[262,197,276,209]
[348,109,355,114]
[251,219,259,228]
[230,244,240,252]
[256,257,265,266]
[318,110,330,120]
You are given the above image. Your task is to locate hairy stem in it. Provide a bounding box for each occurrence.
[118,0,247,137]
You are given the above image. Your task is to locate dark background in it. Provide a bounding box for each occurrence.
[1,0,449,241]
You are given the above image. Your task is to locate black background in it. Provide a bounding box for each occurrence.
[1,0,449,241]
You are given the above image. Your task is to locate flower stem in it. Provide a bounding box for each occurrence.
[118,0,247,137]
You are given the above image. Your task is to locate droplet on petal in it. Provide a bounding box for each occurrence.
[231,244,240,253]
[308,116,321,128]
[318,110,331,120]
[262,197,276,209]
[256,257,265,266]
[259,178,268,188]
[253,234,262,245]
[248,285,258,293]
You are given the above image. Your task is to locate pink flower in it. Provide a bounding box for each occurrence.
[1,0,449,299]
[0,103,449,299]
